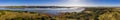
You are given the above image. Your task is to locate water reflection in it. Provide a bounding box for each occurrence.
[0,7,85,15]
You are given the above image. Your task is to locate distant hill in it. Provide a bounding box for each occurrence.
[5,6,71,8]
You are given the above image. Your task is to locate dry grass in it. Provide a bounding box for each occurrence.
[0,8,120,20]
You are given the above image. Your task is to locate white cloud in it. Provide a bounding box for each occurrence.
[55,0,120,7]
[56,0,90,6]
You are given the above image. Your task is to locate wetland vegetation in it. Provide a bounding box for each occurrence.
[0,7,120,20]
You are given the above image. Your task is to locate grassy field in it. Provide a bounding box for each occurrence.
[0,7,120,20]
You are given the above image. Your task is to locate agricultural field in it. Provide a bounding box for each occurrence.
[0,7,120,20]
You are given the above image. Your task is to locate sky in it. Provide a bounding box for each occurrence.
[0,0,120,6]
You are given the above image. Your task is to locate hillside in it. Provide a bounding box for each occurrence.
[0,7,120,20]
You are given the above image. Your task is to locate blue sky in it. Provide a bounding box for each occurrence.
[87,0,120,6]
[0,0,120,6]
[0,0,64,6]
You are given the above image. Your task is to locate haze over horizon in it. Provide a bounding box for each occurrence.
[0,0,120,6]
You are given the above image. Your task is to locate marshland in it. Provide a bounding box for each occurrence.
[0,6,120,20]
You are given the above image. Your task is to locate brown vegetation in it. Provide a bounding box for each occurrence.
[0,8,120,20]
